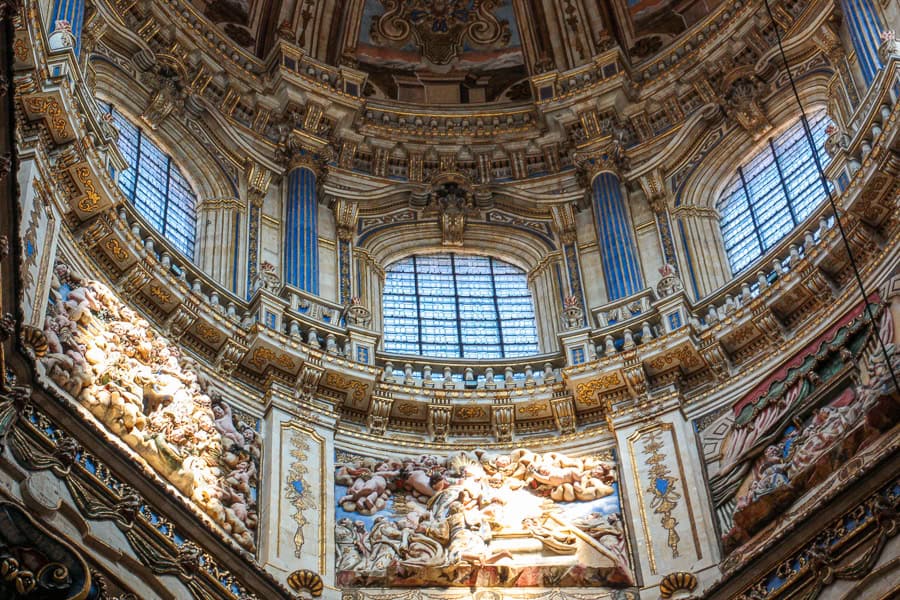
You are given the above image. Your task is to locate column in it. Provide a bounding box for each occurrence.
[48,0,86,55]
[528,264,559,352]
[354,250,383,336]
[840,0,885,85]
[284,166,319,295]
[647,196,679,275]
[592,172,644,301]
[242,162,274,297]
[331,198,359,305]
[551,203,587,321]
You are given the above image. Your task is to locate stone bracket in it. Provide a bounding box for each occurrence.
[216,337,249,375]
[366,393,394,436]
[751,306,785,343]
[296,359,325,400]
[699,338,731,381]
[491,403,515,442]
[623,355,648,398]
[428,403,452,443]
[164,301,198,341]
[550,394,577,435]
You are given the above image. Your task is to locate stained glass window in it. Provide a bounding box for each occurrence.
[718,111,832,273]
[108,107,197,260]
[382,254,539,358]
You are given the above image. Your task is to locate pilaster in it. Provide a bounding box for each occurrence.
[610,391,721,597]
[257,383,338,589]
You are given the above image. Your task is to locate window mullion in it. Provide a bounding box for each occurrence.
[162,156,173,238]
[769,139,798,226]
[489,258,505,358]
[737,166,765,255]
[413,256,422,356]
[450,254,463,358]
[131,129,142,201]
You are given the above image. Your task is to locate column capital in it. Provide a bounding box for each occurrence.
[550,202,578,244]
[330,198,359,241]
[245,161,274,208]
[574,145,627,183]
[638,168,669,213]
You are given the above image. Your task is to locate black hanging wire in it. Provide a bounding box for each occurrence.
[762,0,900,393]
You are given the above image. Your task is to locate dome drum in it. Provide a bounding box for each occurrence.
[3,0,900,599]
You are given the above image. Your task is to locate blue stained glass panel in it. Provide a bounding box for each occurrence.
[108,106,197,260]
[382,254,539,358]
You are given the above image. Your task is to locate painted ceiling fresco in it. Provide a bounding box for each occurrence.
[185,0,726,96]
[355,0,529,103]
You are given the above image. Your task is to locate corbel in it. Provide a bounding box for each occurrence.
[698,338,731,381]
[78,211,115,251]
[115,263,152,301]
[366,393,394,436]
[245,161,274,208]
[550,202,578,244]
[215,337,249,375]
[164,300,198,341]
[330,197,359,242]
[491,403,515,443]
[799,265,838,301]
[751,306,786,344]
[550,393,577,435]
[295,359,325,401]
[428,402,453,443]
[638,168,667,212]
[623,355,648,398]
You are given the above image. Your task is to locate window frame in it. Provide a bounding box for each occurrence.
[718,111,832,274]
[107,106,198,261]
[382,253,540,359]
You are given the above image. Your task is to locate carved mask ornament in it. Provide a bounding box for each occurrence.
[370,0,512,66]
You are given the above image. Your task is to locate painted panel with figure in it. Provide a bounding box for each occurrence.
[334,448,634,587]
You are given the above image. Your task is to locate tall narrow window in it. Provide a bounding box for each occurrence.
[382,254,539,359]
[718,111,832,273]
[108,107,198,260]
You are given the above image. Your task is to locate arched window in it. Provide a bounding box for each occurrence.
[108,107,198,260]
[718,111,832,273]
[382,254,539,359]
